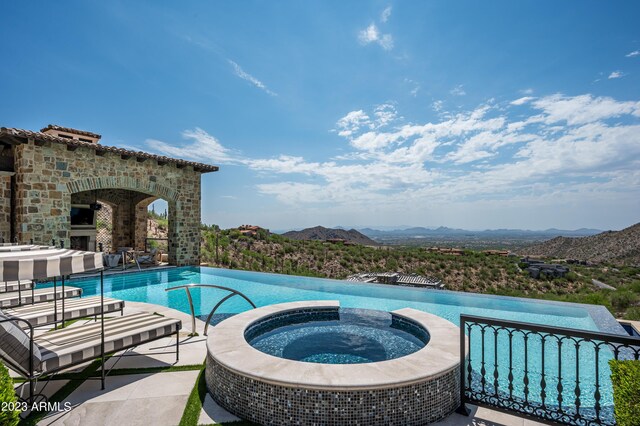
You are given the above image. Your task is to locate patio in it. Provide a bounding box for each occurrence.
[8,301,546,426]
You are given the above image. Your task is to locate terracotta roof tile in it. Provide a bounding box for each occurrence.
[40,124,102,139]
[0,127,219,173]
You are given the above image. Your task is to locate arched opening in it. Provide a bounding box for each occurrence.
[69,188,172,264]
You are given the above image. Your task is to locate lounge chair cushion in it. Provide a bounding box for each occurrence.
[3,296,125,327]
[1,281,34,293]
[0,311,42,376]
[0,286,82,308]
[36,312,181,373]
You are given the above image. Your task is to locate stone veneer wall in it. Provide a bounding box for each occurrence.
[206,352,460,426]
[0,176,11,241]
[13,139,202,265]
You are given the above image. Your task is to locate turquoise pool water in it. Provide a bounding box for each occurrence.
[59,266,628,416]
[63,266,613,331]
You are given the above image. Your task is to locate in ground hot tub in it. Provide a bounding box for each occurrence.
[246,307,430,364]
[206,301,464,426]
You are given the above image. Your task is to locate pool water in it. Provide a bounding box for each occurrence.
[245,308,429,364]
[55,266,627,414]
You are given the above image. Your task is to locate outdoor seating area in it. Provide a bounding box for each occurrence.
[0,243,183,418]
[100,247,164,271]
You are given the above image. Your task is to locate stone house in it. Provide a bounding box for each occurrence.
[0,125,218,265]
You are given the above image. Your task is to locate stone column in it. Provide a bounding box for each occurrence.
[134,197,156,250]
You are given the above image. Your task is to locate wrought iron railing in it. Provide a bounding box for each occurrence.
[459,315,640,425]
[165,284,256,335]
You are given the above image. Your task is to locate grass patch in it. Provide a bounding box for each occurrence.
[88,364,204,377]
[178,365,255,426]
[178,367,207,426]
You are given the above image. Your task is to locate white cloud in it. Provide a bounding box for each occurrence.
[146,127,239,164]
[358,24,394,50]
[450,85,466,96]
[334,110,372,137]
[373,104,398,128]
[521,88,534,95]
[531,94,640,125]
[608,70,624,79]
[432,100,444,112]
[510,96,535,106]
[228,60,277,96]
[146,93,640,226]
[626,50,640,58]
[380,6,392,23]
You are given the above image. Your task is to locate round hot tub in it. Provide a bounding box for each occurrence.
[245,308,429,364]
[206,301,464,426]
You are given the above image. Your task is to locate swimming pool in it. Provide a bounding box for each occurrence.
[60,266,622,334]
[58,266,627,417]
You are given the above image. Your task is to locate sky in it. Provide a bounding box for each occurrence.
[2,1,640,231]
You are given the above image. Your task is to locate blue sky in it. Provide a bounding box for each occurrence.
[2,1,640,231]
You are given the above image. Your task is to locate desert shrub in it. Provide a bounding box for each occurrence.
[0,361,20,425]
[624,307,640,321]
[609,360,640,426]
[611,291,638,310]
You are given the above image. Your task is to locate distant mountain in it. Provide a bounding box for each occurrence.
[281,226,379,246]
[521,223,640,265]
[357,226,602,239]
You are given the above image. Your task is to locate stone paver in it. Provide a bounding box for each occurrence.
[38,371,199,425]
[433,405,546,426]
[198,395,241,425]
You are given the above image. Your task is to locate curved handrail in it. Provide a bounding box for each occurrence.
[165,284,256,335]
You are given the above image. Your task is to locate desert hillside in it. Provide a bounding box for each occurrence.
[282,226,379,246]
[522,222,640,265]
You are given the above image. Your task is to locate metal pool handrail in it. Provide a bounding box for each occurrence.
[164,283,256,335]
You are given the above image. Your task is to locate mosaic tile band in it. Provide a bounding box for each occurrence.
[206,351,461,425]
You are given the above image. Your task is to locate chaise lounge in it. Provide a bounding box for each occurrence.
[2,296,125,327]
[0,286,82,308]
[0,311,181,403]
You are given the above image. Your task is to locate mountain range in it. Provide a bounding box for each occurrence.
[357,226,602,239]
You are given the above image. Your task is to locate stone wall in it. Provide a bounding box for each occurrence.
[13,139,203,265]
[0,176,11,241]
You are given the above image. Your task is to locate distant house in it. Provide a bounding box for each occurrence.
[483,249,510,257]
[325,238,355,245]
[519,257,569,279]
[238,225,268,238]
[526,264,569,279]
[428,247,464,256]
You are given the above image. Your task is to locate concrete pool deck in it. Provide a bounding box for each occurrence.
[6,300,544,425]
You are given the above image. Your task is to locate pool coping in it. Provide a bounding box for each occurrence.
[207,300,466,391]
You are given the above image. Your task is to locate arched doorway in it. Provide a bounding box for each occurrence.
[67,177,181,264]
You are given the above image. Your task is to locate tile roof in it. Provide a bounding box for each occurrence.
[40,124,102,139]
[0,127,219,173]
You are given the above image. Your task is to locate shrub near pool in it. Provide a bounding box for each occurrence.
[609,360,640,426]
[0,361,20,426]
